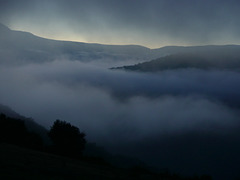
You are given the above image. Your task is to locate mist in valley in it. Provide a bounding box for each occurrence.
[0,58,240,179]
[1,0,240,179]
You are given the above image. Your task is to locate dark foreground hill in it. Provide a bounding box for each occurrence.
[0,143,180,180]
[0,108,213,180]
[0,104,50,144]
[0,143,136,180]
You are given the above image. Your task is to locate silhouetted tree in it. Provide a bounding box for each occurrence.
[48,120,86,157]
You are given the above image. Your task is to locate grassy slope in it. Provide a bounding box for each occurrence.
[0,143,162,180]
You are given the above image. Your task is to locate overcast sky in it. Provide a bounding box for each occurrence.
[1,0,240,48]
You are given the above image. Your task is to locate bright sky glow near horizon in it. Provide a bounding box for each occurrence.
[1,0,240,48]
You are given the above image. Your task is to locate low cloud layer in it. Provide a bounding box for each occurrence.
[1,60,240,179]
[0,60,239,145]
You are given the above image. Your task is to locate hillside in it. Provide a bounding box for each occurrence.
[0,143,215,180]
[0,143,164,180]
[0,23,151,66]
[113,46,240,72]
[0,105,214,180]
[3,23,240,68]
[0,104,50,143]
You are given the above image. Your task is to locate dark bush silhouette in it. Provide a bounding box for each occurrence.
[48,120,86,157]
[0,113,43,150]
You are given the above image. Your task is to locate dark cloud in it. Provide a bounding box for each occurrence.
[1,0,240,47]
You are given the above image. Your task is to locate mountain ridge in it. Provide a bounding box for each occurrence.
[1,23,240,67]
[113,47,240,72]
[0,23,151,66]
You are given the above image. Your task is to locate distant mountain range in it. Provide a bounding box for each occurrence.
[113,45,240,71]
[0,23,151,66]
[1,23,240,70]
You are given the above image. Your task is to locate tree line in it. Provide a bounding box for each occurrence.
[0,113,86,158]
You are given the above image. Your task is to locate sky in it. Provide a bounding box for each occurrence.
[1,0,240,48]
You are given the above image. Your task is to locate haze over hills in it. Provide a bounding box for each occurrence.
[0,23,152,66]
[2,23,240,69]
[113,45,240,71]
